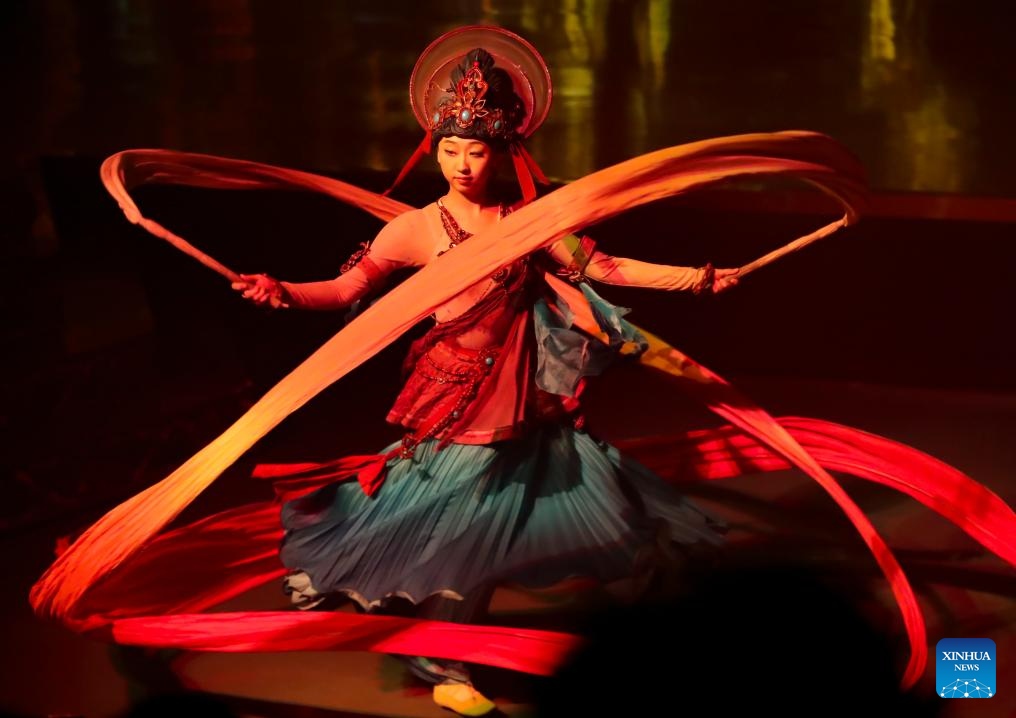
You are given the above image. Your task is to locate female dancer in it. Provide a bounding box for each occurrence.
[232,36,738,715]
[32,25,1012,718]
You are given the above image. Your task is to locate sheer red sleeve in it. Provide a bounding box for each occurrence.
[544,234,706,291]
[280,210,428,310]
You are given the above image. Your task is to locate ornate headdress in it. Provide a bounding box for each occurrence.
[427,48,525,148]
[385,26,553,203]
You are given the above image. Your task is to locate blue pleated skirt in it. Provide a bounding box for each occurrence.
[278,419,727,611]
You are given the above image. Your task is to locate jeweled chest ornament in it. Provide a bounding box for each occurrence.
[435,198,509,256]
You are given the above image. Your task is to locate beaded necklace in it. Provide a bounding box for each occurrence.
[435,197,507,255]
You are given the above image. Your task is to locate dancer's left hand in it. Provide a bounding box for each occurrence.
[713,267,740,293]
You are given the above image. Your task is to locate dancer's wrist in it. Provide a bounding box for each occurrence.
[691,263,715,295]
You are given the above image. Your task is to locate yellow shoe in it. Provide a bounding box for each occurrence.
[432,680,497,716]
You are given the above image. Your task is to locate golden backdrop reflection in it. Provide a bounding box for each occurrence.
[10,0,1012,195]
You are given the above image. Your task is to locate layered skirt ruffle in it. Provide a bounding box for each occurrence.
[279,419,727,611]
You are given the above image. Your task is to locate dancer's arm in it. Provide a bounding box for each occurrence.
[233,211,429,310]
[544,234,738,293]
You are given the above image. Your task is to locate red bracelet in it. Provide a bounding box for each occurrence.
[692,263,715,295]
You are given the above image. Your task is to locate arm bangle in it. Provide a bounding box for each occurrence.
[692,263,715,295]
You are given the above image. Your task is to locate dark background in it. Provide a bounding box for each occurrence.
[1,3,1014,716]
[3,0,1014,393]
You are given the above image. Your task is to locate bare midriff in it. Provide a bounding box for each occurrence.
[442,304,517,349]
[431,257,527,349]
[431,275,497,324]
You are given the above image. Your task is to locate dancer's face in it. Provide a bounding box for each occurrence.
[436,136,499,199]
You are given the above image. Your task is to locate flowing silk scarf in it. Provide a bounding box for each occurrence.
[29,131,1015,689]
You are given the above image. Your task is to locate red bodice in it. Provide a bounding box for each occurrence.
[386,253,580,451]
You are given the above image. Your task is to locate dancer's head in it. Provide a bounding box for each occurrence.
[428,47,520,200]
[389,26,552,203]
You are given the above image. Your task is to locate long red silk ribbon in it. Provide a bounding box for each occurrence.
[614,418,1016,566]
[509,140,551,203]
[634,325,939,686]
[29,131,1014,690]
[518,142,550,185]
[382,130,434,197]
[110,611,576,676]
[61,418,1013,677]
[251,450,399,499]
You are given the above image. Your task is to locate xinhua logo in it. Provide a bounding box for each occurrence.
[936,638,996,698]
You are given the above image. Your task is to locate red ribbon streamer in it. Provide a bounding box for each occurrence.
[56,418,1012,681]
[510,142,538,204]
[382,130,433,197]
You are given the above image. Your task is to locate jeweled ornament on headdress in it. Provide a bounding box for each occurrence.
[428,50,523,145]
[410,26,552,144]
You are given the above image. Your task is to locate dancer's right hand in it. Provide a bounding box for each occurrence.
[231,273,290,309]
